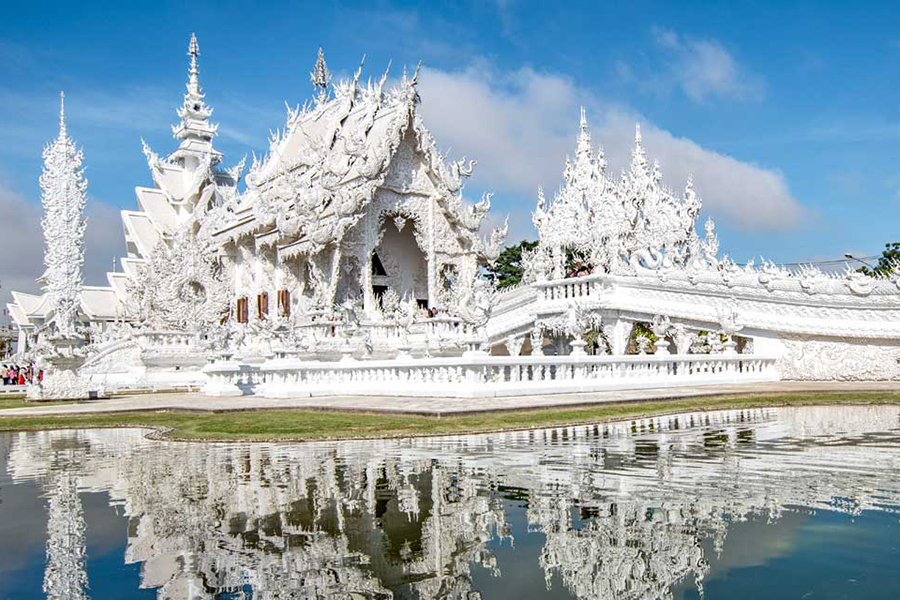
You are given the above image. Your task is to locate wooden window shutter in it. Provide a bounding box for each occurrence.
[278,289,290,317]
[258,292,269,319]
[236,297,248,323]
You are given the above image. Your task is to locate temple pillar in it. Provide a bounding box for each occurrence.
[362,251,375,315]
[603,316,633,355]
[530,326,544,355]
[274,248,283,299]
[327,245,342,308]
[552,245,564,280]
[361,210,377,317]
[427,196,437,308]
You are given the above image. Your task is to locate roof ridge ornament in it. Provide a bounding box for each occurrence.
[630,123,648,179]
[310,47,332,105]
[171,33,220,165]
[59,91,67,138]
[187,33,201,96]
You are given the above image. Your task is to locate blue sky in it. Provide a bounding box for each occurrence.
[1,0,899,306]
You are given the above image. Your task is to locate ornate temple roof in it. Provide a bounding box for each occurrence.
[208,51,497,256]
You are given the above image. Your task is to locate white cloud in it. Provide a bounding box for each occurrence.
[650,28,764,102]
[417,62,805,233]
[0,181,124,323]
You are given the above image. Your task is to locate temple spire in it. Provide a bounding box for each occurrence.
[58,91,66,137]
[171,33,220,165]
[40,93,87,339]
[630,123,648,178]
[575,106,591,155]
[310,47,331,104]
[186,33,202,99]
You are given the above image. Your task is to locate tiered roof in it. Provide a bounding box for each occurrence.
[210,53,496,258]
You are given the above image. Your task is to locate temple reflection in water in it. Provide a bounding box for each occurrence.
[5,405,900,599]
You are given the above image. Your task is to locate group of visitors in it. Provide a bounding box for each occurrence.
[566,260,594,279]
[1,364,40,386]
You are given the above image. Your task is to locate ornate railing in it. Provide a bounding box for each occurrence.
[202,353,779,398]
[535,275,602,303]
[291,317,471,347]
[135,331,198,349]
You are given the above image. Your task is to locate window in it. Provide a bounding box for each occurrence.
[236,297,249,324]
[257,292,269,319]
[277,289,290,317]
[372,253,387,276]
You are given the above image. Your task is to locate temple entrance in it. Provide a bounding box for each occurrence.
[372,217,428,308]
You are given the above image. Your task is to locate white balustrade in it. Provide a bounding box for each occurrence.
[136,331,198,350]
[204,353,779,398]
[536,275,600,303]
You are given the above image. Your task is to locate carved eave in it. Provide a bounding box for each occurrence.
[79,286,123,321]
[210,194,267,246]
[5,301,30,328]
[121,210,162,259]
[277,236,320,261]
[106,271,132,303]
[10,291,51,320]
[134,187,178,235]
[254,228,282,252]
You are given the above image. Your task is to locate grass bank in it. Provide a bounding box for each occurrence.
[1,391,899,442]
[0,396,81,410]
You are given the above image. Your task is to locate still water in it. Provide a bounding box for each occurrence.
[2,405,900,599]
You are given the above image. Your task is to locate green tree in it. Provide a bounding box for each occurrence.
[484,240,538,289]
[859,242,900,278]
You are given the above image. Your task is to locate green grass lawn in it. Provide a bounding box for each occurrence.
[0,396,81,410]
[1,391,899,442]
[0,396,30,410]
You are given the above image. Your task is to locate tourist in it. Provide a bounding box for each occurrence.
[17,368,25,386]
[1,364,7,385]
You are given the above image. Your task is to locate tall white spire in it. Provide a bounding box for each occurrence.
[630,123,648,178]
[40,92,87,339]
[575,106,591,156]
[310,47,331,105]
[171,33,220,164]
[58,91,66,137]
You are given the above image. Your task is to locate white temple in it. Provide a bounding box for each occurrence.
[8,35,900,398]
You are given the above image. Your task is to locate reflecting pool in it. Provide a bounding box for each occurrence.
[2,405,900,599]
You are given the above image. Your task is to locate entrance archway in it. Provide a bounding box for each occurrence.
[371,217,428,309]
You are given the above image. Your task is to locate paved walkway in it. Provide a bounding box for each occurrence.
[0,381,897,418]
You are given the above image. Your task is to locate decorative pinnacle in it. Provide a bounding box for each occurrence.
[575,106,591,155]
[58,91,66,137]
[188,32,200,61]
[310,47,331,97]
[187,33,201,95]
[635,123,642,144]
